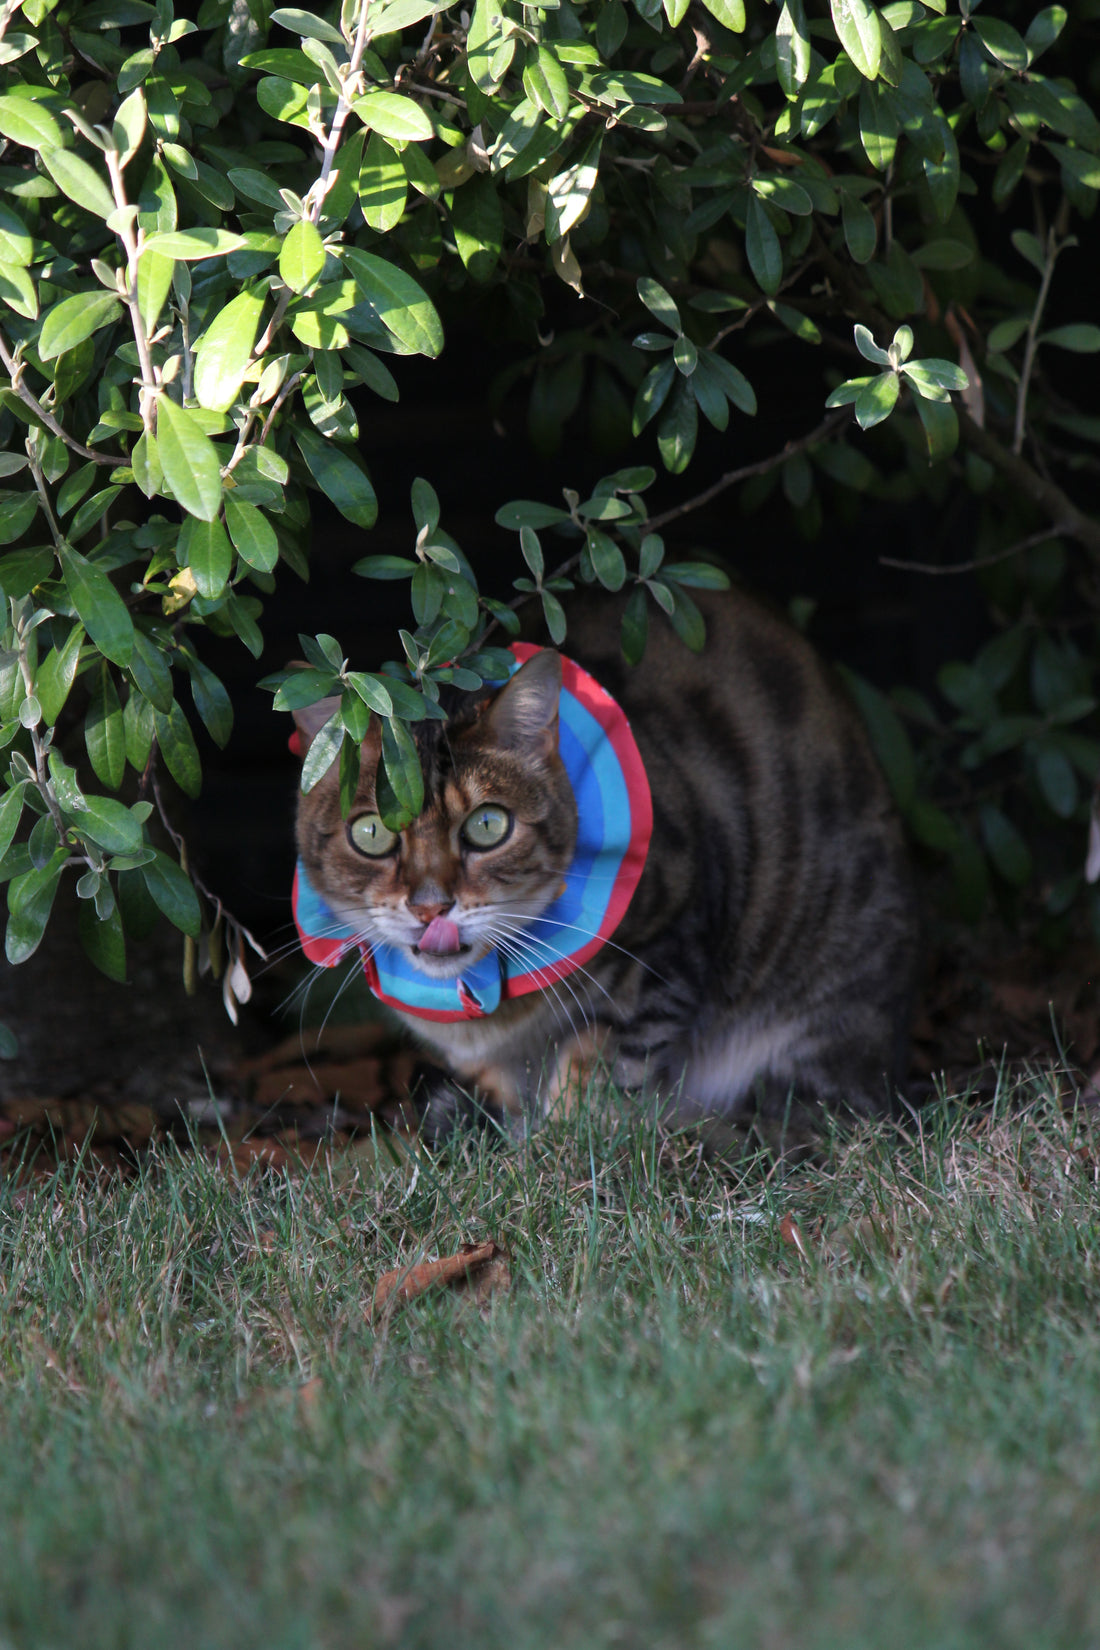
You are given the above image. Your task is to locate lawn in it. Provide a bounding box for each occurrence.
[0,1070,1098,1649]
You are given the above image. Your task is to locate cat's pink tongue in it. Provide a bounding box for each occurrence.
[418,916,462,955]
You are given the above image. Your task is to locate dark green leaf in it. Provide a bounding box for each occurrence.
[295,425,378,528]
[1035,745,1077,818]
[36,621,84,724]
[225,496,279,573]
[59,546,133,668]
[74,794,143,855]
[6,848,66,964]
[980,804,1032,887]
[620,584,648,665]
[744,195,782,295]
[193,288,265,412]
[154,699,202,798]
[142,848,201,937]
[86,664,126,790]
[77,894,127,982]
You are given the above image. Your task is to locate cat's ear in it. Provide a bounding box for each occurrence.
[291,696,341,752]
[483,649,562,760]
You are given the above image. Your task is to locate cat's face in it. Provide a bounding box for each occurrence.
[295,651,578,980]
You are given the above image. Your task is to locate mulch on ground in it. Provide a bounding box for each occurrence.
[1,917,1097,1180]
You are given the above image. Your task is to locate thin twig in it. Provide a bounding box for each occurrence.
[1014,229,1059,457]
[104,149,159,433]
[0,329,117,464]
[313,0,375,207]
[880,525,1068,577]
[643,407,851,533]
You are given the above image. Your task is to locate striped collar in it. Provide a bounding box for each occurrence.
[293,644,652,1022]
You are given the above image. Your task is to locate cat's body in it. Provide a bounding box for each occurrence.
[294,587,917,1141]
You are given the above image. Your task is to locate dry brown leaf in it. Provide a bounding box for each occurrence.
[779,1213,810,1261]
[371,1240,509,1320]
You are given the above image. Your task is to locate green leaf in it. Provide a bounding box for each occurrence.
[1025,6,1067,60]
[911,392,958,463]
[142,848,201,937]
[154,699,201,798]
[900,359,968,396]
[6,849,66,964]
[358,132,407,234]
[854,324,891,366]
[980,804,1032,887]
[841,670,915,809]
[776,0,812,97]
[180,515,233,599]
[224,496,278,573]
[141,228,246,259]
[352,554,417,579]
[353,90,434,143]
[657,378,697,474]
[524,45,571,121]
[697,0,745,30]
[76,794,143,855]
[0,95,64,151]
[751,174,813,216]
[295,425,378,527]
[541,589,567,645]
[831,0,882,78]
[128,628,173,714]
[859,82,898,170]
[1035,744,1077,818]
[0,545,52,600]
[0,784,25,866]
[279,218,326,295]
[1011,229,1046,276]
[192,288,265,412]
[39,147,116,220]
[0,493,38,546]
[620,584,648,665]
[36,621,84,724]
[0,260,37,321]
[546,131,603,243]
[587,531,627,592]
[744,195,782,295]
[1041,324,1100,354]
[130,431,162,499]
[59,546,133,668]
[340,246,443,358]
[973,16,1029,73]
[156,395,223,522]
[451,175,504,282]
[700,349,757,416]
[378,716,424,826]
[85,664,126,791]
[494,501,571,530]
[637,277,681,335]
[841,191,877,263]
[77,896,127,982]
[854,371,899,430]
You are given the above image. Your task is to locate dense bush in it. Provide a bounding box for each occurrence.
[0,0,1098,1039]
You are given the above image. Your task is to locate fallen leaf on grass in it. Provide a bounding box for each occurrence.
[371,1240,510,1321]
[779,1213,810,1261]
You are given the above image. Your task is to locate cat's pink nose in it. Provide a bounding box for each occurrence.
[409,898,451,923]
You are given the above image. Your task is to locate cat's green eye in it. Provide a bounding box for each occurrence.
[348,813,398,857]
[462,805,512,850]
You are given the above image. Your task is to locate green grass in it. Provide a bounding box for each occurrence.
[2,1070,1100,1649]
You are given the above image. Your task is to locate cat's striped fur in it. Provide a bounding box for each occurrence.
[294,587,917,1142]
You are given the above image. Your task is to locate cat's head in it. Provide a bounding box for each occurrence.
[293,650,578,980]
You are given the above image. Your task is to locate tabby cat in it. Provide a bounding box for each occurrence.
[292,588,917,1142]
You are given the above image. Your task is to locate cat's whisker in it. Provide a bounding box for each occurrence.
[484,909,668,992]
[485,919,601,1032]
[489,932,587,1042]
